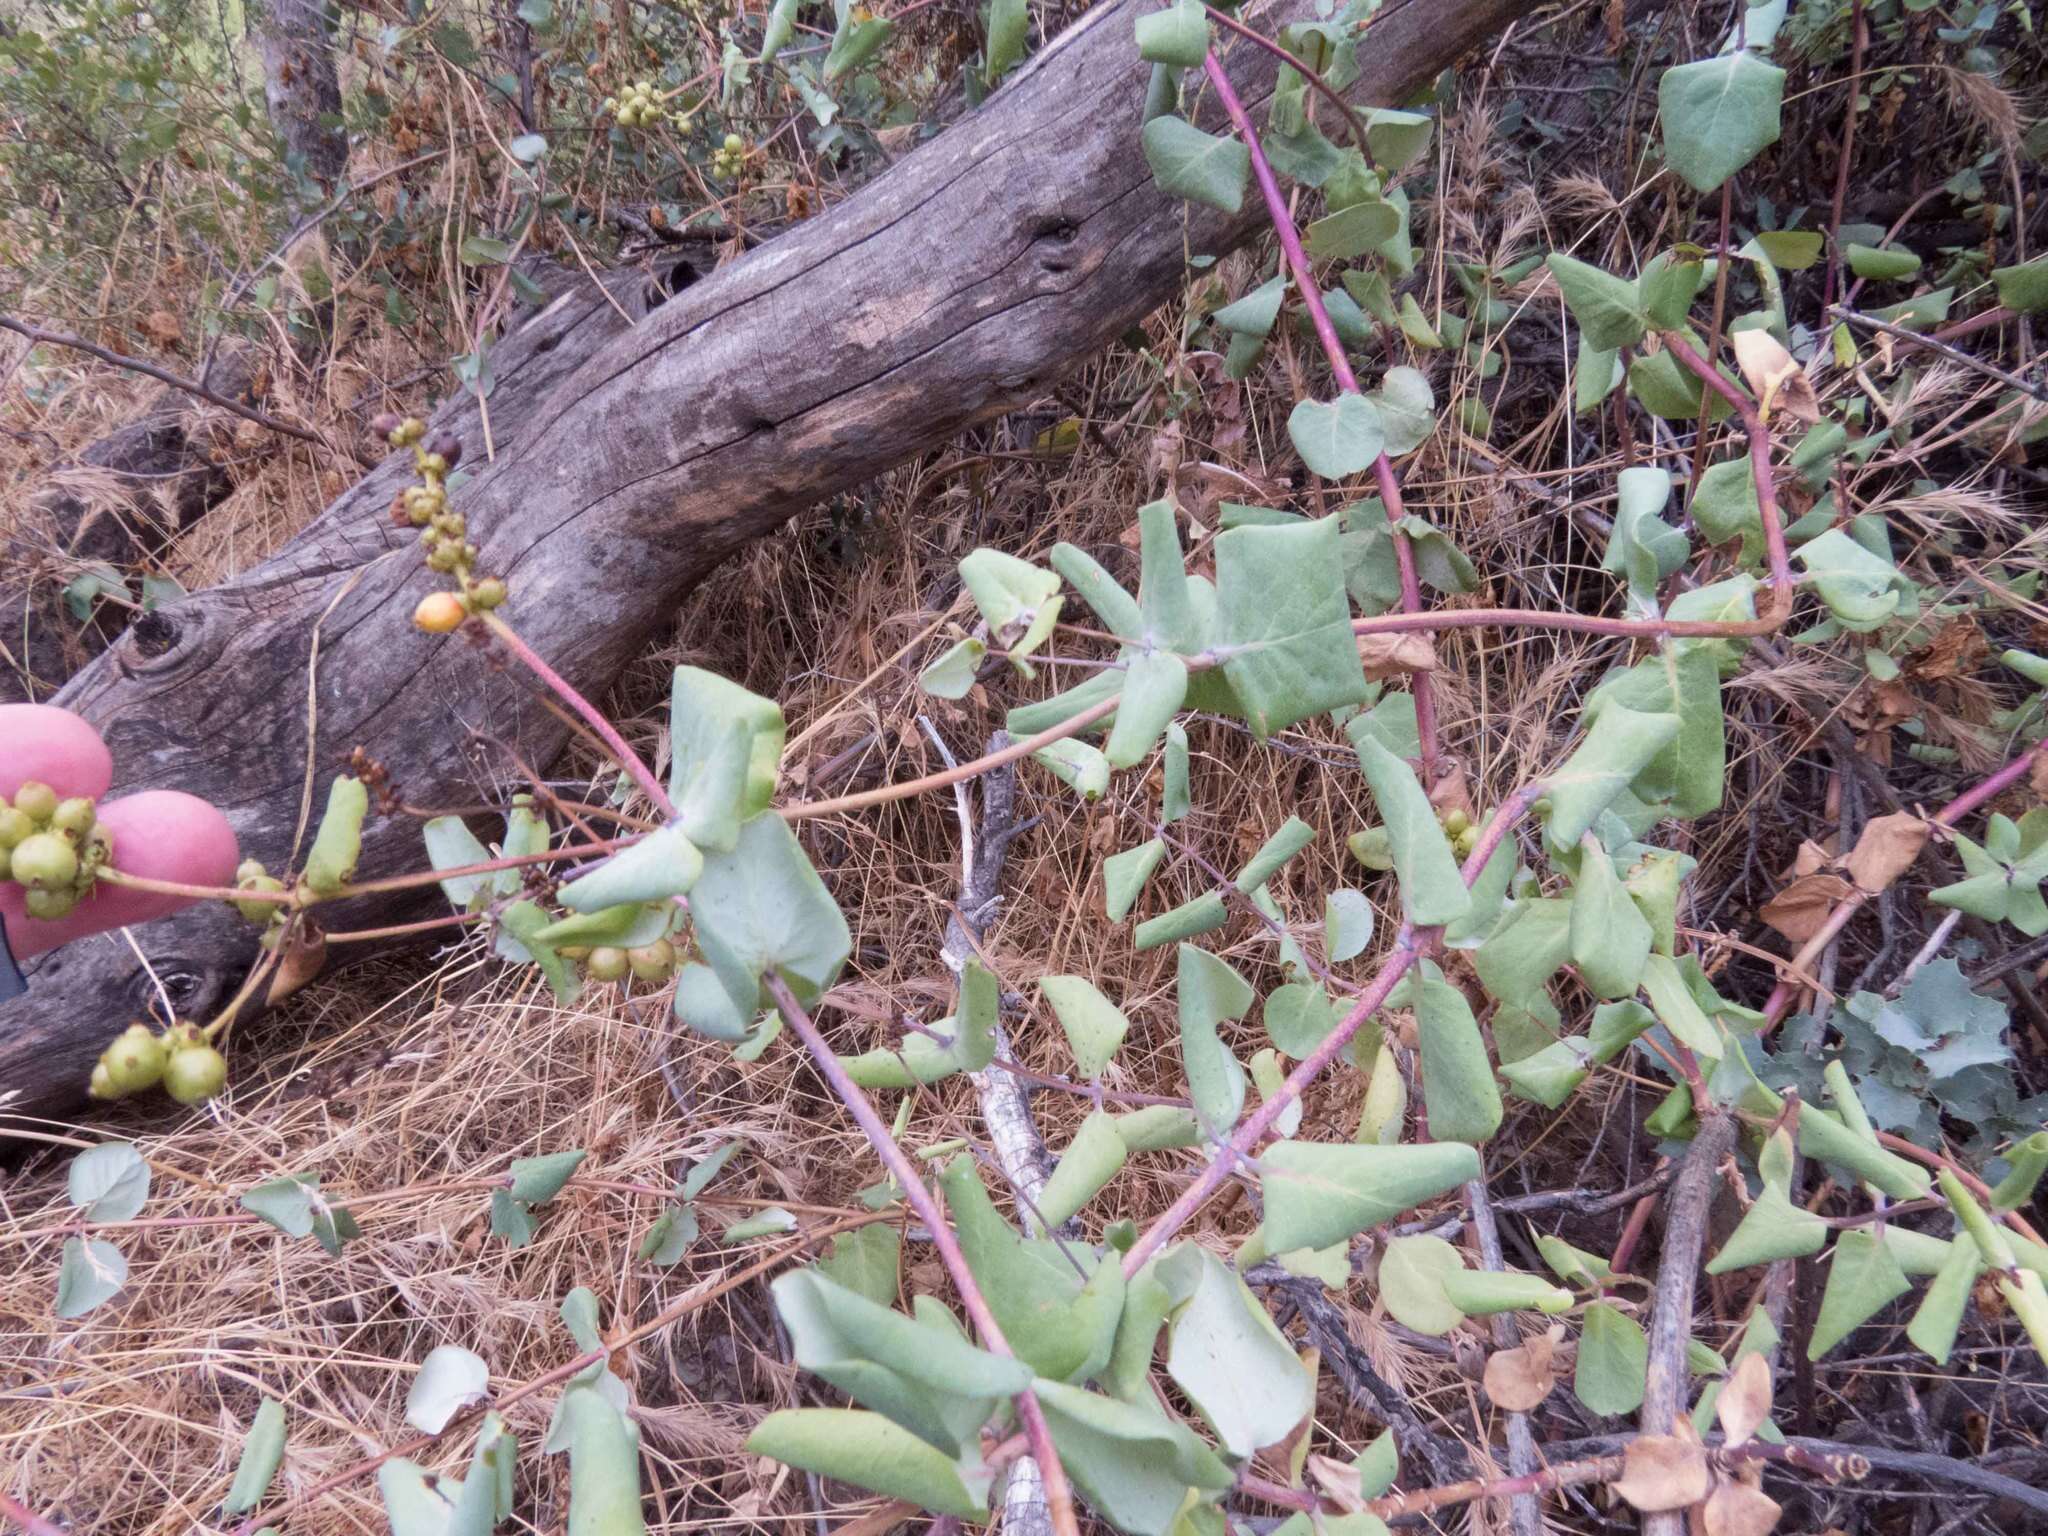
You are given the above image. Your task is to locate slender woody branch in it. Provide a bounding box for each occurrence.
[764,973,1084,1536]
[1201,50,1441,776]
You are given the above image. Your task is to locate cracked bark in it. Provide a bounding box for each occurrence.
[249,0,348,197]
[0,0,1518,1124]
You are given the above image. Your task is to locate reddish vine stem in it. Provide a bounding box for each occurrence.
[1120,780,1548,1275]
[0,1489,68,1536]
[1200,49,1441,778]
[1352,603,1784,641]
[1760,736,2048,1027]
[1360,1439,1861,1522]
[1197,4,1372,157]
[1820,0,1867,313]
[763,973,1084,1536]
[1655,331,1794,602]
[480,612,677,817]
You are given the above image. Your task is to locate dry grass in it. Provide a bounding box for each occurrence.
[6,5,2048,1533]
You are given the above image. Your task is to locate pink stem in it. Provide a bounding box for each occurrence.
[1762,737,2048,1026]
[764,974,1082,1536]
[1937,737,2048,826]
[1201,49,1441,778]
[1352,604,1777,641]
[1119,780,1548,1275]
[1656,331,1794,599]
[0,1491,68,1536]
[481,613,677,817]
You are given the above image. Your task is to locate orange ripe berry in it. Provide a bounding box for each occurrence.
[414,592,468,633]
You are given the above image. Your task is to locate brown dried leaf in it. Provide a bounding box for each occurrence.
[1427,762,1474,818]
[1784,839,1836,881]
[266,922,328,1005]
[138,309,183,350]
[1702,1481,1783,1536]
[1358,632,1439,681]
[1614,1435,1712,1512]
[1730,330,1820,424]
[1905,619,1989,682]
[1845,812,1930,894]
[1759,871,1857,943]
[1715,1353,1774,1448]
[1483,1325,1562,1412]
[1306,1451,1369,1514]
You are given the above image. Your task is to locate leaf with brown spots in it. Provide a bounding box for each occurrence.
[1730,331,1819,424]
[1358,633,1439,681]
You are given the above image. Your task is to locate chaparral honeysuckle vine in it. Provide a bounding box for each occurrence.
[14,2,2048,1535]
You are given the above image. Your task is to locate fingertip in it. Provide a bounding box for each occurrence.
[98,790,241,887]
[1,791,240,959]
[0,704,113,801]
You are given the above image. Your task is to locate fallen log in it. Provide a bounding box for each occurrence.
[1,348,262,703]
[0,0,1517,1125]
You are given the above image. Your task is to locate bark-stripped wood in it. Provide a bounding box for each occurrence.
[0,0,1518,1124]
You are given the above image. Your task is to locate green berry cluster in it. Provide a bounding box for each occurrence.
[1441,806,1479,861]
[90,1020,229,1105]
[712,132,747,181]
[561,938,678,985]
[232,857,290,928]
[604,80,685,131]
[372,412,508,632]
[0,780,111,922]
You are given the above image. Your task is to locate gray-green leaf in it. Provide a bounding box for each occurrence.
[1658,52,1785,193]
[1142,115,1249,213]
[68,1141,149,1223]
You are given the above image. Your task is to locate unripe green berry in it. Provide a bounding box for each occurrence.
[82,826,112,869]
[11,780,58,823]
[105,1024,167,1092]
[724,132,743,151]
[419,451,448,477]
[0,806,32,847]
[1441,808,1470,838]
[628,939,676,981]
[470,577,508,610]
[50,797,96,840]
[586,946,630,982]
[89,1062,120,1100]
[236,858,269,884]
[636,79,651,93]
[427,544,461,573]
[23,886,79,921]
[1454,827,1479,859]
[164,1044,229,1105]
[235,874,287,925]
[12,831,79,889]
[558,945,592,961]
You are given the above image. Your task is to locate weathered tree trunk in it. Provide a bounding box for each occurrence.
[249,0,349,197]
[1,350,260,703]
[0,0,1517,1125]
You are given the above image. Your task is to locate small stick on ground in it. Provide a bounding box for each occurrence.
[921,721,1057,1536]
[1639,1109,1737,1536]
[1466,1175,1541,1536]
